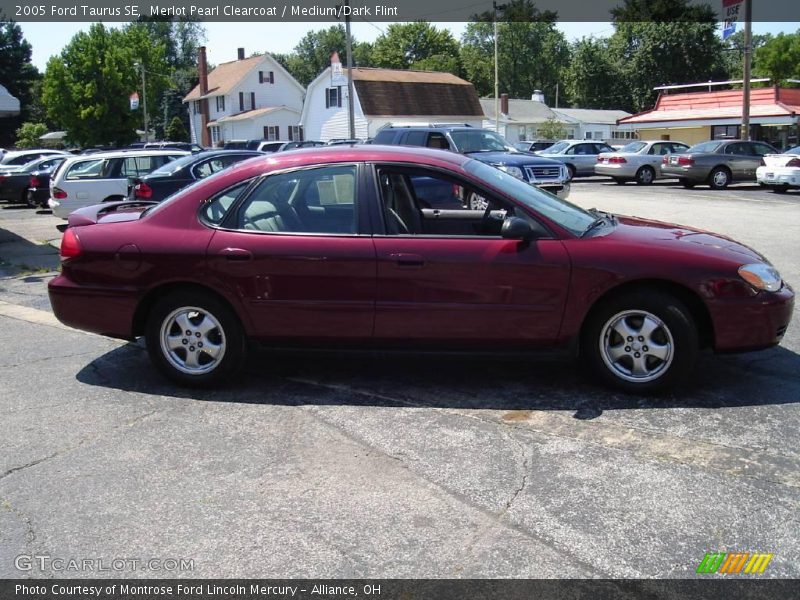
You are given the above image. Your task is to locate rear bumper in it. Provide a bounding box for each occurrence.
[709,285,795,352]
[48,274,139,339]
[594,164,637,178]
[756,166,800,188]
[660,165,708,181]
[48,197,70,219]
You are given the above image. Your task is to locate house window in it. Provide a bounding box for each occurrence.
[260,71,275,84]
[216,96,225,112]
[250,92,256,110]
[711,125,740,140]
[210,126,221,144]
[269,71,274,84]
[239,92,244,112]
[288,125,303,141]
[263,125,280,140]
[193,101,199,115]
[259,71,263,83]
[326,87,342,109]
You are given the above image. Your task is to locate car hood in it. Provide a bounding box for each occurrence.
[468,151,563,167]
[605,215,768,264]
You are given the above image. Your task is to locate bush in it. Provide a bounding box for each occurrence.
[14,122,48,148]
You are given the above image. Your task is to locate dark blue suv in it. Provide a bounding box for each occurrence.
[372,125,570,200]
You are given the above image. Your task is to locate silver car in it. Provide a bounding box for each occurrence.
[595,140,690,185]
[536,140,615,179]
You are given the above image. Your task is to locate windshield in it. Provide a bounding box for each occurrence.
[544,141,570,154]
[148,154,201,176]
[688,141,722,153]
[450,130,513,153]
[464,159,595,236]
[620,142,646,153]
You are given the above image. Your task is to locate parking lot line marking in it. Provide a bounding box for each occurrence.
[0,300,98,337]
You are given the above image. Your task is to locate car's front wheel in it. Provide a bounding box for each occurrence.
[145,290,246,386]
[582,290,698,393]
[708,167,731,190]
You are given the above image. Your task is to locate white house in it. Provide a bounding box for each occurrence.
[0,84,20,118]
[183,47,305,146]
[552,108,635,142]
[300,64,485,141]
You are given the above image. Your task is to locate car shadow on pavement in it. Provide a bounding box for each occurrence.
[75,341,800,420]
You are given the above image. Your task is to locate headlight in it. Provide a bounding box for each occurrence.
[497,165,524,179]
[738,263,783,292]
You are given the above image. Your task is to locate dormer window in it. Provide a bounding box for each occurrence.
[216,96,225,112]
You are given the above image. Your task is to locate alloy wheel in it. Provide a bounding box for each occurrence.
[159,306,226,375]
[599,310,674,383]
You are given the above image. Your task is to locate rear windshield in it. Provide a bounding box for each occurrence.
[688,141,722,153]
[620,142,646,153]
[148,154,201,176]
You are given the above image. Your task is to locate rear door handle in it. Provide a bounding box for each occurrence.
[389,252,424,267]
[219,248,253,261]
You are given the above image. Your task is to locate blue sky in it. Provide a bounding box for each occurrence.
[18,21,800,71]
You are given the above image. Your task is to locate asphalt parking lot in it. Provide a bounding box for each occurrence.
[0,180,798,579]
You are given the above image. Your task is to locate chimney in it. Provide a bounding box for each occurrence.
[197,46,210,147]
[500,93,509,116]
[531,89,546,104]
[237,47,245,61]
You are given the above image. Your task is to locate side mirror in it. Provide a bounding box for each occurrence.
[501,216,538,240]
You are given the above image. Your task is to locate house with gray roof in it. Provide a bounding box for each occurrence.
[0,84,20,118]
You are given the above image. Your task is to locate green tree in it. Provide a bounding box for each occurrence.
[41,23,169,146]
[13,122,48,148]
[537,117,566,140]
[371,22,461,74]
[0,18,41,145]
[165,115,188,142]
[565,37,628,109]
[607,1,727,112]
[754,31,800,82]
[278,25,372,86]
[719,31,771,80]
[460,2,570,100]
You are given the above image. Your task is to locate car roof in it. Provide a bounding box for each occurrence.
[61,149,190,162]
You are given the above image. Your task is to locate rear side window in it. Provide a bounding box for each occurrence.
[65,159,105,180]
[402,131,428,146]
[372,130,396,145]
[200,181,252,226]
[193,158,228,179]
[120,155,177,178]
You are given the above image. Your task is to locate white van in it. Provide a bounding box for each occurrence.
[49,149,188,219]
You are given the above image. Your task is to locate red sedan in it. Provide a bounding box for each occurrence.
[49,146,794,393]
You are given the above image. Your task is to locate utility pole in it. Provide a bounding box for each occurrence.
[135,62,149,143]
[344,0,356,139]
[741,0,752,141]
[493,1,501,134]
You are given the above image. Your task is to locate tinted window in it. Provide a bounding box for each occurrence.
[751,143,776,156]
[237,165,357,234]
[689,141,723,153]
[372,130,396,145]
[200,181,251,226]
[670,143,689,153]
[402,131,428,146]
[193,158,228,179]
[724,143,747,155]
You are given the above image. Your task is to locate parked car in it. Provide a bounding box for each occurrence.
[129,150,263,203]
[26,159,66,209]
[49,149,188,219]
[49,145,793,393]
[143,141,205,153]
[373,125,570,200]
[0,149,67,171]
[280,140,325,151]
[0,155,66,204]
[222,140,251,150]
[536,140,616,180]
[514,140,557,153]
[255,141,289,153]
[595,141,690,185]
[756,146,800,193]
[661,139,778,189]
[326,138,363,146]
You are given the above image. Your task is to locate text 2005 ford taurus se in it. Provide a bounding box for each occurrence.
[49,146,794,393]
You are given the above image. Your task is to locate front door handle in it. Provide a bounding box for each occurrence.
[219,247,253,261]
[389,252,424,267]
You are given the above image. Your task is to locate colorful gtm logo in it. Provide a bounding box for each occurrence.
[697,552,773,574]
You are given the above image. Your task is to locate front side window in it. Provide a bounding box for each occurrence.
[236,165,357,234]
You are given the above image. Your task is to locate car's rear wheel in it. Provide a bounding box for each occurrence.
[708,167,731,190]
[635,166,656,185]
[582,290,698,393]
[566,164,576,181]
[145,290,246,386]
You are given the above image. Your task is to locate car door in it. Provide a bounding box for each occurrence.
[369,165,571,348]
[205,163,377,342]
[568,143,598,175]
[722,143,751,180]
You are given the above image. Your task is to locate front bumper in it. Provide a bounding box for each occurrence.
[709,284,794,352]
[757,166,800,188]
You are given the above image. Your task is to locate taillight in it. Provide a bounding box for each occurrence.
[608,156,627,164]
[662,155,669,164]
[786,158,800,168]
[52,187,67,199]
[29,176,41,188]
[677,156,694,166]
[0,175,6,183]
[60,228,81,260]
[134,181,152,199]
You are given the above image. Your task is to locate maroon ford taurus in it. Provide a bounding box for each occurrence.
[48,146,794,393]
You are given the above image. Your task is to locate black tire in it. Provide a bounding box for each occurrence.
[581,290,698,394]
[613,177,626,185]
[145,290,246,386]
[679,178,695,189]
[566,164,576,181]
[771,185,788,194]
[635,166,656,185]
[708,167,731,190]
